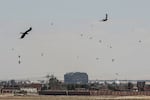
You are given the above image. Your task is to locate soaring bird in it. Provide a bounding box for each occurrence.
[101,13,108,22]
[20,27,32,39]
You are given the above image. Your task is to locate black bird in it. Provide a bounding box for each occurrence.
[101,13,108,22]
[20,27,32,39]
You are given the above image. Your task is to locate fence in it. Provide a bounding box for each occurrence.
[39,90,150,96]
[90,91,150,96]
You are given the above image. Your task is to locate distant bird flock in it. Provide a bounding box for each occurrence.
[16,13,142,66]
[16,14,114,64]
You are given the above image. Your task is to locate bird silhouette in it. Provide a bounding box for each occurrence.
[18,55,21,58]
[99,40,102,43]
[80,34,83,37]
[20,27,32,39]
[96,57,100,60]
[139,40,142,43]
[101,13,108,22]
[50,22,54,26]
[18,55,21,64]
[41,53,44,56]
[112,58,115,62]
[89,37,93,40]
[18,60,21,64]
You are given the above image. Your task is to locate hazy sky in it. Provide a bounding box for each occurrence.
[0,0,150,80]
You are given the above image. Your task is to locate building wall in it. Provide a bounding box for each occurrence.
[20,88,37,93]
[1,88,19,94]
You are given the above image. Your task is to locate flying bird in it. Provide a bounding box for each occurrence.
[50,22,54,26]
[115,73,119,76]
[96,57,100,60]
[112,58,115,62]
[41,53,44,56]
[11,48,14,51]
[139,40,142,43]
[101,13,108,22]
[20,27,32,39]
[80,34,83,37]
[18,55,21,59]
[99,40,102,43]
[89,37,93,40]
[18,60,21,64]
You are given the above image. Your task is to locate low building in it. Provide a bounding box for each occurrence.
[20,83,42,91]
[1,87,20,94]
[20,87,37,94]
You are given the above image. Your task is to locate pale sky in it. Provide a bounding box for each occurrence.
[0,0,150,80]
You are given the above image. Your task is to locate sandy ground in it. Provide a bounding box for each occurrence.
[0,95,150,100]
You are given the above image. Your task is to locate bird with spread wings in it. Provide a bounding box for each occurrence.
[20,27,32,39]
[101,13,108,22]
